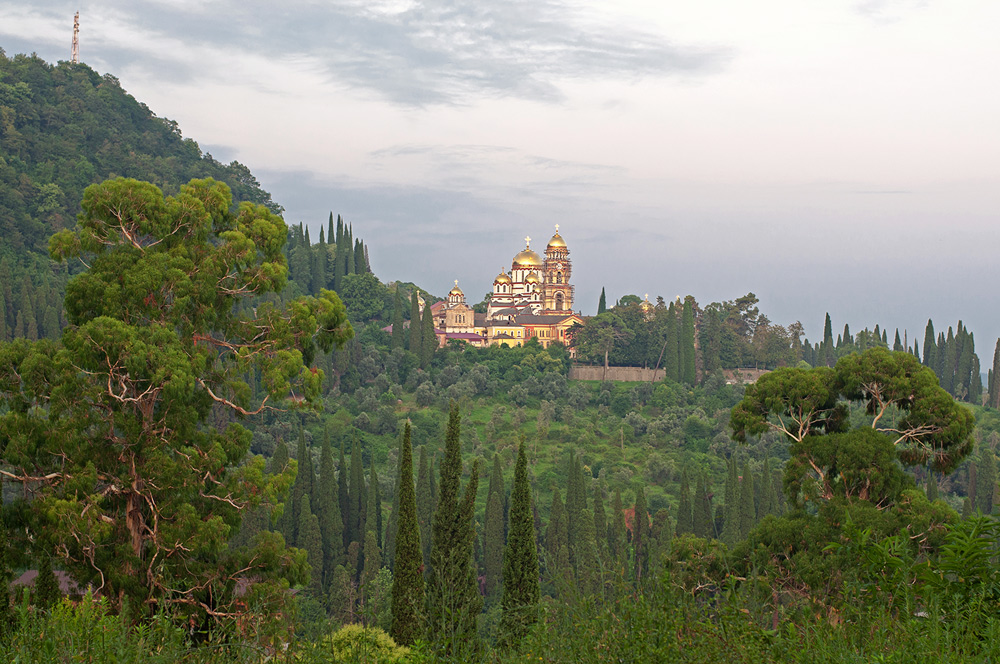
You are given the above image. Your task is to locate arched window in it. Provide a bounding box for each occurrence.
[555,292,564,311]
[556,271,563,284]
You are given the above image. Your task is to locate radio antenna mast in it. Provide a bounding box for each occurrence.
[71,12,80,64]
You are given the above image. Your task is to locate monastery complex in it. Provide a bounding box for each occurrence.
[431,226,583,349]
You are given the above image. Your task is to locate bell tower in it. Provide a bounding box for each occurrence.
[542,225,573,313]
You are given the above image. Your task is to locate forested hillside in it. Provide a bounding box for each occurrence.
[7,52,1000,663]
[0,51,279,343]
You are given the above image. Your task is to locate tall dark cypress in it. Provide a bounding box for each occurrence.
[327,212,334,247]
[425,403,482,657]
[391,290,405,350]
[692,473,711,538]
[408,291,422,356]
[483,454,505,599]
[318,432,344,582]
[338,442,350,549]
[391,423,424,646]
[681,296,697,385]
[297,494,324,595]
[421,301,436,369]
[597,288,607,315]
[991,339,1000,409]
[349,438,366,548]
[722,458,738,545]
[499,441,539,646]
[738,462,755,539]
[609,489,627,564]
[416,446,434,568]
[633,486,649,584]
[674,469,693,537]
[664,302,680,382]
[592,484,608,560]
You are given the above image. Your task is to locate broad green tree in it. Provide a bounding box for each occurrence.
[0,177,353,623]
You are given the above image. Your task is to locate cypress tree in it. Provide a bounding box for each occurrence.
[575,507,599,595]
[823,313,834,348]
[391,290,405,350]
[355,238,366,275]
[499,441,539,646]
[893,329,903,351]
[318,432,344,582]
[366,467,381,542]
[270,439,292,537]
[408,291,422,356]
[610,489,627,565]
[483,454,505,599]
[664,302,680,382]
[991,339,1000,409]
[360,530,382,623]
[842,323,852,347]
[297,494,324,595]
[416,446,434,568]
[592,484,608,560]
[391,422,424,645]
[597,288,607,315]
[674,469,693,537]
[692,474,711,538]
[757,458,776,520]
[349,438,366,547]
[385,445,402,572]
[34,549,59,610]
[290,428,311,544]
[923,319,936,366]
[0,291,7,341]
[970,354,983,404]
[338,442,350,549]
[421,301,436,369]
[976,452,997,515]
[633,486,648,584]
[425,403,481,657]
[545,489,567,562]
[738,462,755,539]
[942,327,957,394]
[722,458,738,545]
[681,296,696,385]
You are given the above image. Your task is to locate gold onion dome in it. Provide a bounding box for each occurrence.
[525,271,541,284]
[513,248,542,266]
[449,281,463,297]
[494,270,512,283]
[547,225,566,249]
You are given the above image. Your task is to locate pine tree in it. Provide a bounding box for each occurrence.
[633,486,649,584]
[408,291,422,356]
[499,441,539,646]
[425,403,481,657]
[681,296,697,385]
[597,287,607,315]
[722,458,738,545]
[391,290,405,350]
[674,469,693,537]
[738,462,755,539]
[421,301,436,369]
[318,432,344,583]
[483,454,505,599]
[391,422,424,645]
[297,494,324,595]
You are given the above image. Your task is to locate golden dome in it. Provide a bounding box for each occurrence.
[547,224,566,249]
[449,280,464,297]
[513,236,542,267]
[494,270,512,284]
[525,271,541,284]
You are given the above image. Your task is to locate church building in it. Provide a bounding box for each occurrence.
[432,226,583,350]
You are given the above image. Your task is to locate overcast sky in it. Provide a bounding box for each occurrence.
[3,1,999,350]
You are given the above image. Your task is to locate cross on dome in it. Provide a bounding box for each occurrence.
[455,280,459,286]
[524,236,531,247]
